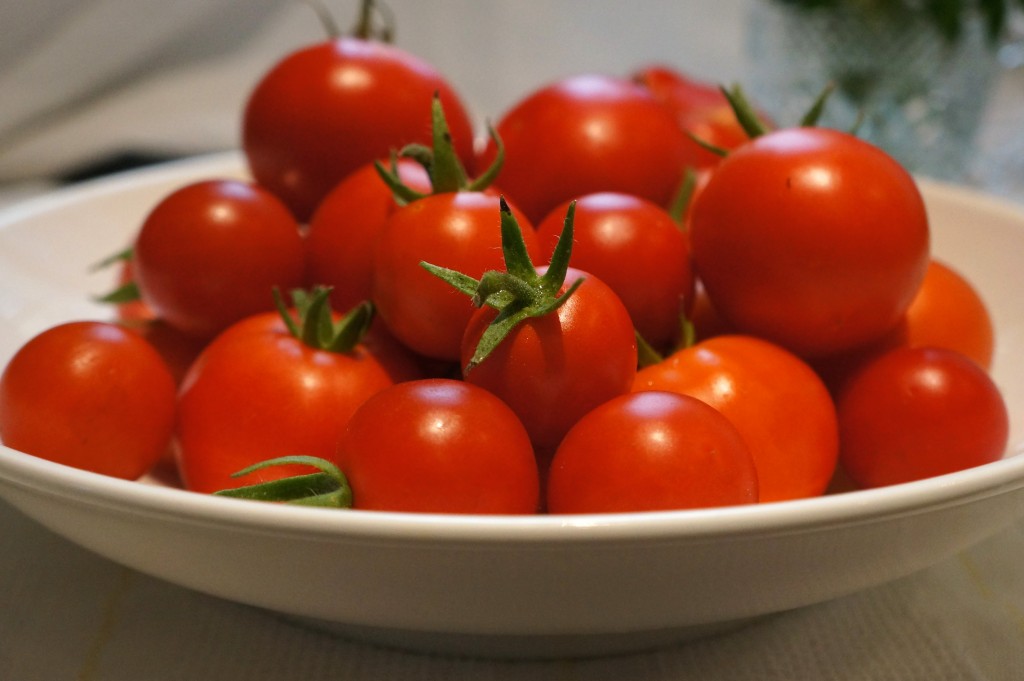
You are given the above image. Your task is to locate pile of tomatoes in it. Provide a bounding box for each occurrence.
[0,2,1010,515]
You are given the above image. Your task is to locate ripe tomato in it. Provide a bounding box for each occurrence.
[461,266,637,452]
[0,321,176,479]
[836,346,1008,488]
[633,335,838,502]
[133,179,306,340]
[372,191,540,361]
[305,157,432,313]
[632,64,756,169]
[242,36,475,221]
[690,127,930,358]
[547,391,758,513]
[176,300,418,494]
[336,379,539,514]
[534,192,694,351]
[478,73,696,224]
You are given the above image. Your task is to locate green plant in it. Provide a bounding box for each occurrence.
[774,0,1024,44]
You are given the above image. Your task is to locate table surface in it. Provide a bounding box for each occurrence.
[2,36,1024,681]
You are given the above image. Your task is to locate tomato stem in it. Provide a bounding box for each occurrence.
[421,197,583,373]
[213,455,353,508]
[273,287,375,353]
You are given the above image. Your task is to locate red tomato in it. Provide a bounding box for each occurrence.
[242,37,475,221]
[133,179,306,340]
[633,64,757,169]
[535,192,694,351]
[836,346,1008,488]
[176,308,418,494]
[461,266,637,452]
[633,335,838,502]
[0,321,176,479]
[690,127,930,358]
[336,379,539,514]
[547,391,758,513]
[305,158,432,312]
[372,192,540,361]
[478,74,696,224]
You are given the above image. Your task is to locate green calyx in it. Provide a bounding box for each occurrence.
[91,247,142,305]
[422,197,583,373]
[213,455,352,508]
[274,286,374,353]
[374,93,504,204]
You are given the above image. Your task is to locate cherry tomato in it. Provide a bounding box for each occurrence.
[461,266,637,452]
[0,321,176,479]
[535,192,694,351]
[634,335,838,502]
[133,179,306,340]
[372,192,540,361]
[336,379,539,514]
[547,391,758,513]
[478,73,696,224]
[690,127,930,358]
[242,37,475,221]
[305,158,432,313]
[176,303,418,494]
[836,346,1008,488]
[633,64,758,169]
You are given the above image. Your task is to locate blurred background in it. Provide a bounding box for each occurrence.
[0,0,1020,204]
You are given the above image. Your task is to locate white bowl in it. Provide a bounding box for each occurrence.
[1,153,1022,659]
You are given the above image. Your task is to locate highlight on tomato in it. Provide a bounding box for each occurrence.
[546,391,759,513]
[0,321,177,480]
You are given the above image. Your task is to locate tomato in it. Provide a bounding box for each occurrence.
[372,191,540,361]
[836,346,1008,488]
[534,192,694,352]
[633,335,838,502]
[478,73,696,224]
[690,127,930,358]
[336,379,539,514]
[462,265,637,452]
[242,35,475,222]
[305,157,432,313]
[133,179,306,340]
[632,64,757,169]
[0,321,176,479]
[176,297,418,494]
[547,391,758,513]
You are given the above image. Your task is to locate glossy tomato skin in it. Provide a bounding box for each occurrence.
[547,391,758,513]
[535,192,694,351]
[305,158,432,313]
[0,321,176,479]
[690,127,930,358]
[176,311,418,494]
[372,192,540,361]
[133,179,306,340]
[242,38,475,222]
[336,379,539,514]
[461,267,638,452]
[479,74,696,224]
[633,335,838,502]
[836,346,1008,488]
